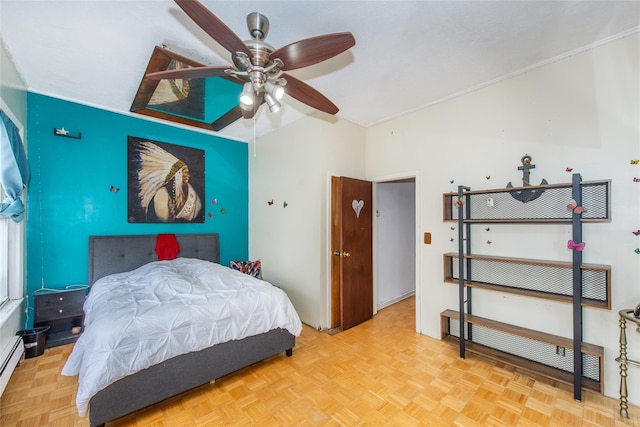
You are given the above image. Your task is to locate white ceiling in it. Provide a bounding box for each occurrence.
[1,1,639,142]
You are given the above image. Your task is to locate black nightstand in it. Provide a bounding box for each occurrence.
[34,288,86,348]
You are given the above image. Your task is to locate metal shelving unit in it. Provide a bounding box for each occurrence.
[440,174,611,400]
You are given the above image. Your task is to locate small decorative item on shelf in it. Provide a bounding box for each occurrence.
[53,127,82,139]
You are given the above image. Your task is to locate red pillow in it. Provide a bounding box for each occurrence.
[155,234,180,260]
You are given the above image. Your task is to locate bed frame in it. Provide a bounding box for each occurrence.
[85,234,295,427]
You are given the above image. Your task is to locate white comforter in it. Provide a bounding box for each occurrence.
[61,258,302,416]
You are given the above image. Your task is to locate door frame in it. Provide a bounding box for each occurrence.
[325,171,421,333]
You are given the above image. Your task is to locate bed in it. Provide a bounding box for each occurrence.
[62,234,301,427]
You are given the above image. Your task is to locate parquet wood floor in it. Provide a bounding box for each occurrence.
[1,297,639,426]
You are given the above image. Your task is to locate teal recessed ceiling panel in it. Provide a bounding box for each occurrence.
[147,76,241,124]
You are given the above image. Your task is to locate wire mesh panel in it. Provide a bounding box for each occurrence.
[444,314,602,384]
[444,253,611,308]
[444,180,610,222]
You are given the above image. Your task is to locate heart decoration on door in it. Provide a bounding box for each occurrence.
[352,200,364,218]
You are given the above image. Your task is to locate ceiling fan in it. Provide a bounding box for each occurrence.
[145,0,356,130]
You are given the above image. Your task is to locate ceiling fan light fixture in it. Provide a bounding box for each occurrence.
[265,81,285,101]
[264,92,281,113]
[239,82,254,106]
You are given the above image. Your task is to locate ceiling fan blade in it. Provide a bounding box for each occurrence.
[146,66,230,80]
[271,33,355,71]
[174,0,251,57]
[281,73,339,115]
[212,105,243,131]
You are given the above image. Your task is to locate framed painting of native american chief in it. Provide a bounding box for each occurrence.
[127,136,205,223]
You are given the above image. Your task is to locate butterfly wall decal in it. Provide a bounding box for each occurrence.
[109,185,119,193]
[486,240,492,245]
[635,248,640,254]
[485,176,491,180]
[565,167,573,172]
[634,177,640,182]
[450,179,455,184]
[208,212,213,218]
[220,208,226,214]
[267,200,274,206]
[210,199,217,205]
[283,201,288,208]
[633,230,640,236]
[631,160,639,165]
[567,240,585,251]
[449,238,454,242]
[567,199,586,214]
[485,227,490,232]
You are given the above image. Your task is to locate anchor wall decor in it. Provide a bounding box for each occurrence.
[506,155,548,203]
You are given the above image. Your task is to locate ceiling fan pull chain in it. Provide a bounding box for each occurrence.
[253,117,257,158]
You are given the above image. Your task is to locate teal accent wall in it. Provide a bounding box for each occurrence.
[26,93,248,315]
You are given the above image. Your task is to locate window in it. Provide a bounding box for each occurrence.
[0,200,23,307]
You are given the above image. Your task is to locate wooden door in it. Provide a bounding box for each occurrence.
[331,176,373,330]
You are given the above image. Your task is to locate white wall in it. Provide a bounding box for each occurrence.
[1,39,27,125]
[365,33,640,404]
[249,114,365,329]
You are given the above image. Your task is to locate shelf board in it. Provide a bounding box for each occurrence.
[443,253,611,309]
[443,218,606,224]
[443,179,609,196]
[440,309,604,394]
[441,335,602,393]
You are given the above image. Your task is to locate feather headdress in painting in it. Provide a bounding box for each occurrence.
[136,141,187,214]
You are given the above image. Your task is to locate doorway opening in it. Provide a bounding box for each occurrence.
[373,176,417,329]
[327,173,419,333]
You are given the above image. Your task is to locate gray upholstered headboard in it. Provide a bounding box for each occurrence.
[88,234,220,285]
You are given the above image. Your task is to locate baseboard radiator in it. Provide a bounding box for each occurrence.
[0,336,23,397]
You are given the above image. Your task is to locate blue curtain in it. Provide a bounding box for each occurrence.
[0,109,30,222]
